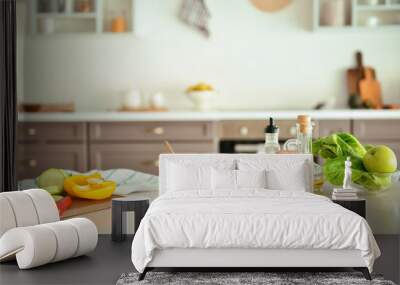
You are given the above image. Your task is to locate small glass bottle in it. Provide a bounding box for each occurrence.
[264,117,280,154]
[296,115,313,154]
[283,115,314,154]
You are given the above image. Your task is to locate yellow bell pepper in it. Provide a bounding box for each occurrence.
[63,172,116,200]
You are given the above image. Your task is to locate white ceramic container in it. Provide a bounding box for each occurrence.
[186,91,214,111]
[121,90,142,109]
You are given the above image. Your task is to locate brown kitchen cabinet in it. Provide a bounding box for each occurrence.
[219,120,268,140]
[17,122,88,180]
[17,119,400,180]
[353,120,400,159]
[18,144,87,179]
[317,120,351,137]
[89,121,215,142]
[90,142,215,175]
[219,120,319,141]
[88,121,217,175]
[18,122,86,143]
[353,120,400,141]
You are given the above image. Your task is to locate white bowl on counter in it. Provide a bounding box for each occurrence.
[186,91,215,111]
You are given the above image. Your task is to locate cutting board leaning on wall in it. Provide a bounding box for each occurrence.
[346,51,376,96]
[359,69,383,109]
[347,51,383,109]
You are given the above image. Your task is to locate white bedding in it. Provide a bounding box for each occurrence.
[131,190,380,273]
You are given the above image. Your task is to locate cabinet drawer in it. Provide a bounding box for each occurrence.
[219,121,266,140]
[90,142,216,175]
[18,122,86,143]
[219,120,314,140]
[318,120,351,137]
[353,120,400,140]
[89,122,214,142]
[17,144,87,180]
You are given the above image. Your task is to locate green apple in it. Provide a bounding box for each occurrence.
[43,185,63,195]
[363,145,397,173]
[37,168,66,191]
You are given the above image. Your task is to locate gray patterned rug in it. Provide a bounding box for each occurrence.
[116,271,396,285]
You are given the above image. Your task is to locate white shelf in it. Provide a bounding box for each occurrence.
[314,24,400,31]
[355,4,400,11]
[31,0,134,35]
[36,12,97,18]
[313,0,400,31]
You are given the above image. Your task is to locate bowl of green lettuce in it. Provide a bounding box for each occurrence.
[313,133,398,192]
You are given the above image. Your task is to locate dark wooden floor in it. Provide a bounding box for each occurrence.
[1,235,399,285]
[0,236,134,285]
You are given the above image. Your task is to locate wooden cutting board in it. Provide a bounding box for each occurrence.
[347,51,376,95]
[249,0,293,12]
[359,69,382,109]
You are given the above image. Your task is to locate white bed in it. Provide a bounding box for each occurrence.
[131,154,380,280]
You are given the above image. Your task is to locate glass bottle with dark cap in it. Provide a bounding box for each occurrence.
[264,117,280,154]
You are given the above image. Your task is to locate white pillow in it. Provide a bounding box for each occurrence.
[211,169,236,190]
[166,158,236,192]
[238,157,310,191]
[211,169,267,190]
[267,167,308,191]
[168,163,211,191]
[237,169,267,189]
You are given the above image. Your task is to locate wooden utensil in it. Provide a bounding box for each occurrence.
[359,69,382,109]
[346,51,376,95]
[383,104,400,109]
[19,103,75,112]
[118,107,168,112]
[249,0,293,12]
[164,141,175,153]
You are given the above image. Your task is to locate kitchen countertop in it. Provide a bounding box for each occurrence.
[18,109,400,122]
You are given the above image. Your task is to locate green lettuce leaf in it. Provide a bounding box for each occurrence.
[336,133,367,157]
[323,156,365,186]
[313,133,366,159]
[353,172,392,192]
[315,132,391,192]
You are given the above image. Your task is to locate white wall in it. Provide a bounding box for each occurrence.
[23,0,400,111]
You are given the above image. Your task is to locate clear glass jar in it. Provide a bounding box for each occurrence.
[283,122,314,154]
[265,132,281,154]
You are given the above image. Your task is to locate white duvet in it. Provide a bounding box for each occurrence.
[131,190,380,273]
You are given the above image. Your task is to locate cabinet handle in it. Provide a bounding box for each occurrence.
[28,159,37,167]
[28,128,36,136]
[239,126,249,136]
[151,127,164,135]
